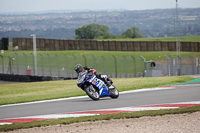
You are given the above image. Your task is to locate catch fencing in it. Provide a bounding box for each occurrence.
[158,56,200,76]
[0,53,145,78]
[0,53,199,79]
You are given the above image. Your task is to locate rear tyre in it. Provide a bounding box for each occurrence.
[110,86,119,99]
[85,85,100,101]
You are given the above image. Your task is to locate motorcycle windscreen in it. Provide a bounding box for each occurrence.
[77,72,87,84]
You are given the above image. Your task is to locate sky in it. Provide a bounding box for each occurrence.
[0,0,200,13]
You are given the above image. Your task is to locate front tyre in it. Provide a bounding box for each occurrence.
[85,85,100,101]
[110,86,119,99]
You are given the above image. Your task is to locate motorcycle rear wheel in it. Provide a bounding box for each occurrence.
[85,85,100,101]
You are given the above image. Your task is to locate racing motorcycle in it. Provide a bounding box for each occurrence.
[77,70,119,101]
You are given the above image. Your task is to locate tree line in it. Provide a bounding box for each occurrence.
[75,23,143,40]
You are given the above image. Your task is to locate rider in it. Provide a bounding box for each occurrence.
[74,64,113,90]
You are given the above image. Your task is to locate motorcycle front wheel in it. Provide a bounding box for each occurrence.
[85,85,100,101]
[109,86,119,99]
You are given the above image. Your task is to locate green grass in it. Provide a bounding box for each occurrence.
[1,105,200,132]
[0,76,194,105]
[100,36,200,42]
[2,50,200,61]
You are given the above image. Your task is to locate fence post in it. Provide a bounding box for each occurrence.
[66,55,69,77]
[190,56,195,75]
[23,53,28,75]
[196,57,200,74]
[7,56,13,74]
[169,55,174,76]
[73,55,77,77]
[14,52,19,75]
[112,55,117,78]
[123,56,128,78]
[48,54,52,77]
[173,57,176,76]
[177,56,182,76]
[140,56,146,77]
[40,54,44,76]
[166,55,172,76]
[56,54,60,77]
[31,53,35,75]
[131,56,136,77]
[0,55,4,74]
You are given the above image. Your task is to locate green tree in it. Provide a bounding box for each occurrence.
[75,24,110,39]
[122,27,143,38]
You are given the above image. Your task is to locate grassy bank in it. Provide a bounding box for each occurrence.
[0,76,194,105]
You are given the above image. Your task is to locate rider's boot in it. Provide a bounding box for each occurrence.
[105,80,114,91]
[99,74,114,91]
[107,77,113,84]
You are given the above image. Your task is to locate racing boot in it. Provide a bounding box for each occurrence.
[99,74,114,91]
[105,80,114,91]
[107,77,113,84]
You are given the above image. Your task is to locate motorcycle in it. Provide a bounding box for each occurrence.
[77,70,119,101]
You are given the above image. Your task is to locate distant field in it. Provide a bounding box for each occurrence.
[9,36,200,47]
[100,36,200,42]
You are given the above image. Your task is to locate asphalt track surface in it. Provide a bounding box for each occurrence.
[0,84,200,120]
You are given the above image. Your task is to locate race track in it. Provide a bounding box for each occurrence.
[0,84,200,120]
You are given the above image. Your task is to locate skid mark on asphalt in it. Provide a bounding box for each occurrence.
[1,101,200,126]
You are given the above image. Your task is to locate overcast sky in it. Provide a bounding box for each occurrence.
[0,0,199,13]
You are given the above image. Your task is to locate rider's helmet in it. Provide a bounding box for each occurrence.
[74,64,83,73]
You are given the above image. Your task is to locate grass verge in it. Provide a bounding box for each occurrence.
[101,36,200,42]
[1,105,200,132]
[0,76,194,105]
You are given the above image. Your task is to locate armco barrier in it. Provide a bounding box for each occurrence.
[12,38,200,52]
[0,74,67,82]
